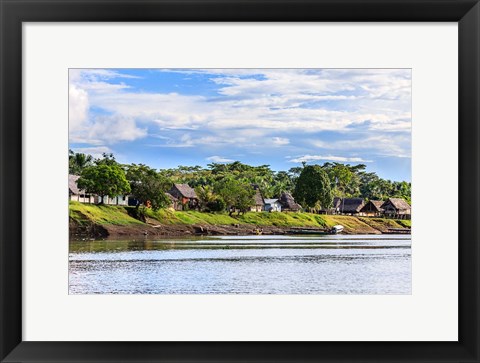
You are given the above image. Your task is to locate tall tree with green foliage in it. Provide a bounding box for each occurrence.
[322,162,364,197]
[94,152,118,166]
[195,185,226,212]
[69,149,93,175]
[294,165,333,209]
[126,164,171,210]
[214,179,255,215]
[77,164,131,204]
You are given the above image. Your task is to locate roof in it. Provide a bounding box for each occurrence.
[337,198,365,213]
[360,200,384,212]
[253,189,264,205]
[279,192,302,211]
[69,174,82,194]
[264,198,279,204]
[165,192,178,202]
[382,198,410,210]
[332,197,342,209]
[173,184,197,199]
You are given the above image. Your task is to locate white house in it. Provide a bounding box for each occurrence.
[264,198,282,212]
[69,174,95,203]
[69,174,129,206]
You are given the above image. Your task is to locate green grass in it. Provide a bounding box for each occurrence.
[237,211,328,227]
[69,201,145,226]
[321,215,375,231]
[358,217,411,231]
[69,202,411,232]
[143,208,241,225]
[144,209,330,228]
[396,219,412,228]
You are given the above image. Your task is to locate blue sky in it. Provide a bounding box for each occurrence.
[69,68,411,181]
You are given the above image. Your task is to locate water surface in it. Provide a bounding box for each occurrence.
[69,234,411,294]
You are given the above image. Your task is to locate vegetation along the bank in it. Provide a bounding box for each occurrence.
[69,151,411,234]
[69,202,411,238]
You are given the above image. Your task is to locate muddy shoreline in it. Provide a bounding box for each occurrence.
[69,219,384,239]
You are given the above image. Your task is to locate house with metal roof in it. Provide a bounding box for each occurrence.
[264,198,282,212]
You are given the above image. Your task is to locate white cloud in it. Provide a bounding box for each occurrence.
[69,84,89,131]
[69,68,411,163]
[206,155,234,163]
[288,154,372,163]
[310,134,411,158]
[89,116,147,143]
[70,69,141,82]
[69,70,148,144]
[271,137,290,146]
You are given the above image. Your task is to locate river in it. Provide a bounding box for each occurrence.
[69,234,411,294]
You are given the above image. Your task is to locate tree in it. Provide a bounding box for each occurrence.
[214,179,255,215]
[69,149,93,174]
[322,162,363,197]
[294,165,333,209]
[77,164,131,204]
[195,185,226,212]
[126,164,171,211]
[95,152,118,166]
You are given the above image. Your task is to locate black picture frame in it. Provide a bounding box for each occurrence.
[1,1,479,362]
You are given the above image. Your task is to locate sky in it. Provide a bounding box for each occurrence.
[69,68,412,182]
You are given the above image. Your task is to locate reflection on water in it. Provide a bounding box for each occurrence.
[69,235,411,295]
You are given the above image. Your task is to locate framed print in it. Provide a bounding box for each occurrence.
[1,0,479,362]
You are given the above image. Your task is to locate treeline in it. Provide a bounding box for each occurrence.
[69,150,411,212]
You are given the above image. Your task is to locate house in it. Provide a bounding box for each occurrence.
[169,183,198,210]
[165,192,181,211]
[360,200,384,217]
[264,199,282,212]
[69,174,95,203]
[250,187,265,212]
[335,197,365,215]
[381,198,411,219]
[101,195,129,206]
[320,197,342,214]
[278,192,302,212]
[68,174,129,205]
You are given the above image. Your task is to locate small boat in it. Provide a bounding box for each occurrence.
[331,225,344,234]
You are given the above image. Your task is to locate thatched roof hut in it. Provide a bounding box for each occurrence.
[279,192,302,211]
[253,189,265,206]
[332,197,342,209]
[336,197,365,214]
[360,200,384,213]
[360,200,384,216]
[68,174,82,195]
[165,192,178,203]
[381,198,411,215]
[170,183,198,199]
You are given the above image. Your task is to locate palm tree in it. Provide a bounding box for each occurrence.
[69,150,93,175]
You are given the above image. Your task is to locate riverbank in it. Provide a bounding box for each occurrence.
[69,202,411,238]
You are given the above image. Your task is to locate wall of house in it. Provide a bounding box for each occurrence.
[264,203,282,212]
[70,194,95,204]
[102,195,128,206]
[362,211,381,217]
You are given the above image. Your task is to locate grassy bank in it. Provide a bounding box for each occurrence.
[69,201,410,236]
[144,207,330,227]
[70,201,145,226]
